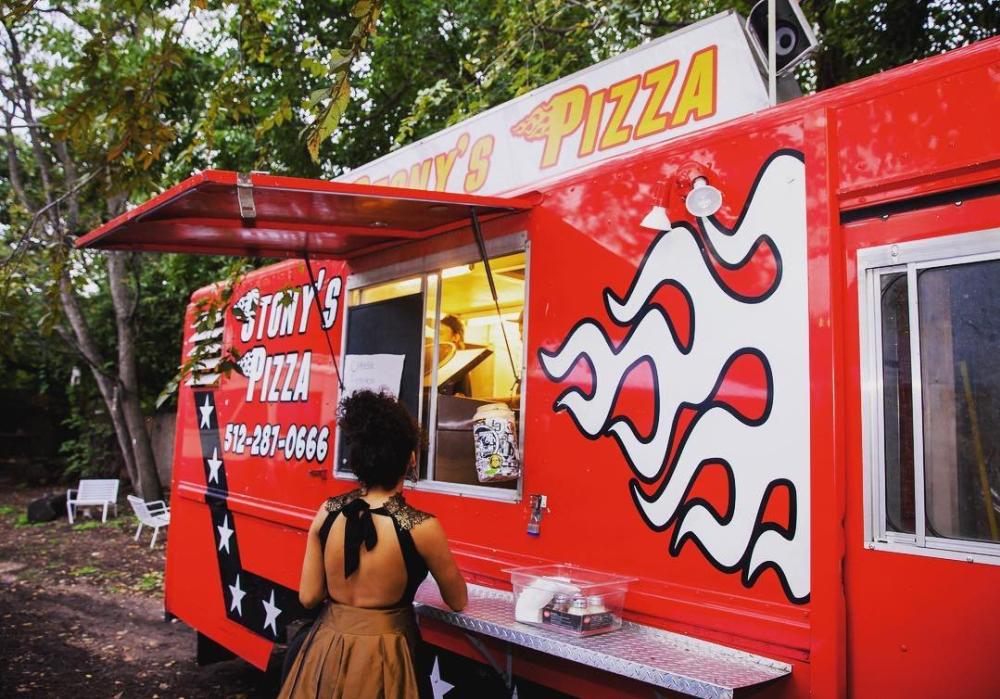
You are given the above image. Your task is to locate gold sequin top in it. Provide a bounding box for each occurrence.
[319,489,435,606]
[324,489,434,531]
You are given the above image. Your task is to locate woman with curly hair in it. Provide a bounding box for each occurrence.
[278,389,467,699]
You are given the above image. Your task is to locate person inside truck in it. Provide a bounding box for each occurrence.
[279,389,468,698]
[438,314,473,396]
[439,313,465,349]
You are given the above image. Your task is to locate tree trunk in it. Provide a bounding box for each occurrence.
[4,16,159,500]
[57,278,140,489]
[110,386,141,490]
[107,251,163,501]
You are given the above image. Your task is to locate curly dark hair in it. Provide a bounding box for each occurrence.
[337,389,420,490]
[440,314,464,338]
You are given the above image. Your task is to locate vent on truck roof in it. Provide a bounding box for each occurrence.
[186,310,225,387]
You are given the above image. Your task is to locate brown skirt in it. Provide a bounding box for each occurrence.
[278,602,430,699]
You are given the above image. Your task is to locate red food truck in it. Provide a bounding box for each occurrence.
[77,11,1000,698]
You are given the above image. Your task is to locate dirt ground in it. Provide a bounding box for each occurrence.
[0,483,280,699]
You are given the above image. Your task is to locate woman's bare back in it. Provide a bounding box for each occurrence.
[298,489,467,613]
[324,509,409,607]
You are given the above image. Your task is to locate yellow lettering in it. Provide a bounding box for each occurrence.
[577,89,606,158]
[540,86,587,168]
[408,158,433,190]
[464,135,494,192]
[634,61,678,139]
[599,76,640,151]
[354,176,371,185]
[389,169,408,187]
[433,133,470,191]
[671,46,717,128]
[373,177,390,186]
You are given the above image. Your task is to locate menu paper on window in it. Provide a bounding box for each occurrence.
[342,354,406,399]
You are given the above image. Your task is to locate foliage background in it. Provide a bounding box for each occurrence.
[1,0,998,483]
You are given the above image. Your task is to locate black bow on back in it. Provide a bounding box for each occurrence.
[342,498,378,578]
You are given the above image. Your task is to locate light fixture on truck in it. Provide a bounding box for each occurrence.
[640,180,672,231]
[685,177,723,217]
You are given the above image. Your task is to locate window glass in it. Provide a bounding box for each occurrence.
[918,260,1000,543]
[417,273,439,480]
[344,250,526,496]
[338,286,426,474]
[429,252,525,489]
[880,272,915,534]
[350,276,422,306]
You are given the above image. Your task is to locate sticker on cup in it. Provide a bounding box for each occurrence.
[472,403,520,482]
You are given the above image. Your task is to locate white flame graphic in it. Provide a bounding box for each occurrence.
[540,152,810,601]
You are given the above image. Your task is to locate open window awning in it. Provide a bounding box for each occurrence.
[75,170,540,259]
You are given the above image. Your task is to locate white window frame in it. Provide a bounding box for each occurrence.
[334,231,528,503]
[858,226,1000,565]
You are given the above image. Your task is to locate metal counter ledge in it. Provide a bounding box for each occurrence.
[414,581,791,699]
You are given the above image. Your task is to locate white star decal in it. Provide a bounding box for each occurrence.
[429,656,454,699]
[262,589,281,635]
[228,574,246,616]
[206,447,223,484]
[216,514,234,554]
[198,394,214,429]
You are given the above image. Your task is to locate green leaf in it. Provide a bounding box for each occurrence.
[301,57,327,78]
[155,375,180,410]
[351,1,372,19]
[328,53,353,71]
[305,87,330,110]
[330,47,352,63]
[307,77,350,162]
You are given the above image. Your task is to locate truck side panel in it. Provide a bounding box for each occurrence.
[165,260,348,669]
[833,45,1000,697]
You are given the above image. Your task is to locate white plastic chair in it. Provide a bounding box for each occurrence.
[127,495,171,548]
[66,479,120,524]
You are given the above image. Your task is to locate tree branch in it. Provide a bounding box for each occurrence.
[2,109,33,211]
[31,3,97,37]
[1,19,56,206]
[0,164,104,275]
[54,323,118,384]
[56,278,120,387]
[0,121,43,128]
[53,139,80,233]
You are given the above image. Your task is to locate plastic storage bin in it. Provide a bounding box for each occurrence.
[506,564,635,637]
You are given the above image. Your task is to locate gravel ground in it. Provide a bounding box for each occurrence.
[0,484,279,699]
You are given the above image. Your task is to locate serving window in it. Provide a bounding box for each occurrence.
[859,227,1000,563]
[337,235,527,501]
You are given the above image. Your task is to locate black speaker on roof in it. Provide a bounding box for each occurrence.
[746,0,818,76]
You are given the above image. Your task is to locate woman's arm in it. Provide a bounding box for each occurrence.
[298,506,330,609]
[413,518,468,611]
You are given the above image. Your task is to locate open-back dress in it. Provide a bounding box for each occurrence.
[278,489,434,699]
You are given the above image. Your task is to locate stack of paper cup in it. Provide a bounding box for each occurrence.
[472,403,520,482]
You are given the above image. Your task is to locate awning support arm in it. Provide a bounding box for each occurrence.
[469,208,520,388]
[303,252,345,393]
[236,172,256,226]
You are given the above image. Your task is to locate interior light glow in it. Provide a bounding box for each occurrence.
[466,312,521,328]
[442,264,473,279]
[393,277,421,292]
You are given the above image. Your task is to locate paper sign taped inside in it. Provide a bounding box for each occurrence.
[343,354,406,399]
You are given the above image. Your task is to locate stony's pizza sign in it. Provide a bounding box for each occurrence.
[337,12,769,196]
